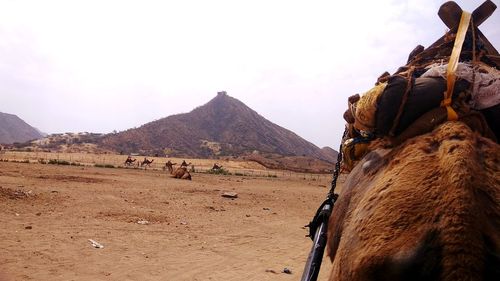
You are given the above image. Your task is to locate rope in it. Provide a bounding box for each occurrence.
[389,67,416,136]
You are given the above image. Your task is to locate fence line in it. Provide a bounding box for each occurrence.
[0,151,332,180]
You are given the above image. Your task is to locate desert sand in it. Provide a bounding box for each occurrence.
[0,156,339,281]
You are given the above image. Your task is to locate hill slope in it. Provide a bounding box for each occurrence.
[0,112,43,144]
[100,92,336,162]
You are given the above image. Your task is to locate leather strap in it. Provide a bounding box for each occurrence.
[441,11,471,121]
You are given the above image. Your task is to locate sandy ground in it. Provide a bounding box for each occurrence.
[0,160,340,281]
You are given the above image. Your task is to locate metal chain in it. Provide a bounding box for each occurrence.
[328,126,349,199]
[301,126,350,281]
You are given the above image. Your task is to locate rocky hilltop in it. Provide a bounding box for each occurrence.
[0,112,43,144]
[100,92,337,162]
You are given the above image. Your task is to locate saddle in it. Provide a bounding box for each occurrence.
[341,10,499,171]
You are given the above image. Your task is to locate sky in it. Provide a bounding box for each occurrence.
[1,0,499,149]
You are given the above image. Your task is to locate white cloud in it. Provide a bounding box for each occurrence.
[0,0,498,148]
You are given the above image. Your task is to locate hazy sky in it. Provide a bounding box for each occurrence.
[1,0,499,148]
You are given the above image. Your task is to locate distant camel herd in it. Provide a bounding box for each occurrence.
[125,156,155,168]
[124,156,204,180]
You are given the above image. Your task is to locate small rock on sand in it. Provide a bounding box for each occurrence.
[283,268,292,274]
[221,192,238,198]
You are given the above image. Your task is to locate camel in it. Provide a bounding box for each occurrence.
[164,160,177,174]
[140,158,154,168]
[124,156,136,166]
[170,166,191,180]
[321,2,500,279]
[326,122,499,281]
[212,163,223,170]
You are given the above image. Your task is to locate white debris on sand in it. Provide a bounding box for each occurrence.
[221,192,238,198]
[88,239,104,249]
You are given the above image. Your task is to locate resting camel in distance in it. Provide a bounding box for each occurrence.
[141,158,154,168]
[124,156,136,166]
[326,122,499,281]
[170,166,191,180]
[212,163,223,170]
[164,160,177,173]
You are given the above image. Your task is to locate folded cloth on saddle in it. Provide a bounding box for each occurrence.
[343,94,360,124]
[353,82,387,132]
[342,138,370,172]
[421,62,500,110]
[353,75,470,137]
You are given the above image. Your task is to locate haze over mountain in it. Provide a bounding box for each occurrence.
[0,112,43,144]
[100,92,337,162]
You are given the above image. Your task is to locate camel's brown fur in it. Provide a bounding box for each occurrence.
[170,167,192,180]
[327,122,499,281]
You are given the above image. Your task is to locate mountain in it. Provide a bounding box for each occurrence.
[100,92,337,162]
[0,112,43,144]
[320,146,338,162]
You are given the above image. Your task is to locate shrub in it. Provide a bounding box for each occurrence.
[48,159,70,165]
[207,168,231,175]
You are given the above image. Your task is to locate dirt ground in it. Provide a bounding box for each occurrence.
[0,160,341,281]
